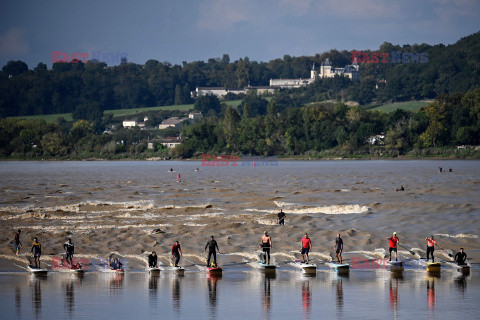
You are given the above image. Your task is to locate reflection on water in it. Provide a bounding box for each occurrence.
[208,276,220,318]
[0,271,478,319]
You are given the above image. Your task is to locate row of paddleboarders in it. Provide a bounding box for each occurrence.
[387,232,468,265]
[14,230,469,270]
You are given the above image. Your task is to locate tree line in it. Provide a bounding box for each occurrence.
[1,88,479,159]
[1,32,479,118]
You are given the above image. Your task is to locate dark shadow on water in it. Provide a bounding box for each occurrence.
[172,276,182,315]
[208,276,221,318]
[302,280,312,319]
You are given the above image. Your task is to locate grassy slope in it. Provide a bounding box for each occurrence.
[11,100,243,122]
[367,100,431,113]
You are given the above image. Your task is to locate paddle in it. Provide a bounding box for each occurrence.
[437,244,454,258]
[398,244,416,256]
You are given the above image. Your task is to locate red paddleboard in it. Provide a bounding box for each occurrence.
[207,266,222,276]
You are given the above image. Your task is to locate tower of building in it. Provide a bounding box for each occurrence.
[310,63,318,80]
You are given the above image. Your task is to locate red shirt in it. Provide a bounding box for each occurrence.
[171,243,181,254]
[302,237,311,248]
[388,236,399,248]
[426,238,436,247]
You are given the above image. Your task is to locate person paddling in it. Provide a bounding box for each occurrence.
[335,234,343,264]
[425,235,438,262]
[261,231,272,264]
[14,229,22,256]
[63,238,75,266]
[205,235,220,267]
[277,209,286,225]
[171,241,182,267]
[454,248,467,266]
[387,232,399,261]
[31,237,42,268]
[301,233,312,263]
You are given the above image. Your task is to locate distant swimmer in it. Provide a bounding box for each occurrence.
[205,235,220,267]
[63,238,75,266]
[171,241,182,267]
[260,231,272,264]
[177,173,181,181]
[438,167,443,173]
[425,235,438,262]
[169,168,174,172]
[195,168,200,172]
[14,229,22,255]
[335,233,343,264]
[301,233,312,263]
[454,248,467,266]
[449,168,453,172]
[396,186,405,192]
[148,251,157,268]
[387,232,399,261]
[31,237,42,268]
[277,209,286,225]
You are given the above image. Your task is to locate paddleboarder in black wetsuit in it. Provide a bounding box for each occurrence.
[148,251,157,268]
[277,209,286,225]
[205,236,220,267]
[335,234,343,264]
[31,237,42,268]
[63,238,74,266]
[171,241,182,267]
[455,248,467,265]
[14,229,22,256]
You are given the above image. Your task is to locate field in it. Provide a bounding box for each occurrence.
[11,100,243,123]
[367,100,432,113]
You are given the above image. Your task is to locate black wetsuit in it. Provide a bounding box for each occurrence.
[205,239,219,266]
[455,252,467,265]
[31,242,41,258]
[63,242,74,262]
[335,237,343,254]
[148,254,157,267]
[278,211,286,225]
[172,243,181,267]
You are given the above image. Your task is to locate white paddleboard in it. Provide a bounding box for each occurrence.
[259,262,277,270]
[328,262,350,273]
[290,261,317,273]
[28,265,48,275]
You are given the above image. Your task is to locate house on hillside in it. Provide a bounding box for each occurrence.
[123,120,137,128]
[159,117,188,129]
[160,137,182,148]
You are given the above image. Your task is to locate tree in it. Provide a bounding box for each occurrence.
[2,60,28,76]
[72,102,104,132]
[194,94,221,115]
[41,132,68,156]
[223,106,240,151]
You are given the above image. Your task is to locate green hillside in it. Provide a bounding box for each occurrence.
[367,100,431,113]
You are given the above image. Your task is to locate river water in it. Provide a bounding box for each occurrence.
[0,160,479,319]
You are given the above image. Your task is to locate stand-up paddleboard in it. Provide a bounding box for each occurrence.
[147,266,161,274]
[207,266,222,276]
[456,264,470,275]
[291,261,317,274]
[426,262,441,272]
[388,261,404,272]
[28,265,48,275]
[258,261,277,273]
[164,266,185,275]
[329,262,350,274]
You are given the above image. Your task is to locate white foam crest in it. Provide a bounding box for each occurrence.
[289,204,369,215]
[436,233,479,239]
[13,223,172,232]
[308,252,333,261]
[254,218,277,225]
[273,201,296,207]
[224,252,260,261]
[185,212,224,220]
[245,209,278,214]
[344,249,386,259]
[183,222,208,227]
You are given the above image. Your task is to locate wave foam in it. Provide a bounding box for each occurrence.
[436,233,479,239]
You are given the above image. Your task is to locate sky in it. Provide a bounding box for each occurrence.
[0,0,479,68]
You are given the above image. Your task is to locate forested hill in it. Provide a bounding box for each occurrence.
[1,32,479,118]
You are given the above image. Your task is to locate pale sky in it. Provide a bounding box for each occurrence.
[1,0,479,68]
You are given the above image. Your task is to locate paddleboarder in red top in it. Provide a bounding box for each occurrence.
[425,235,437,262]
[301,233,312,263]
[387,232,399,261]
[171,241,182,267]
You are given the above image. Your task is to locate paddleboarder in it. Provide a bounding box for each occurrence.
[148,251,157,268]
[31,237,42,268]
[454,248,467,266]
[63,238,75,266]
[425,235,438,262]
[387,232,399,261]
[261,231,272,264]
[277,209,286,225]
[205,235,220,267]
[171,241,182,267]
[14,229,22,256]
[335,233,343,264]
[301,233,311,263]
